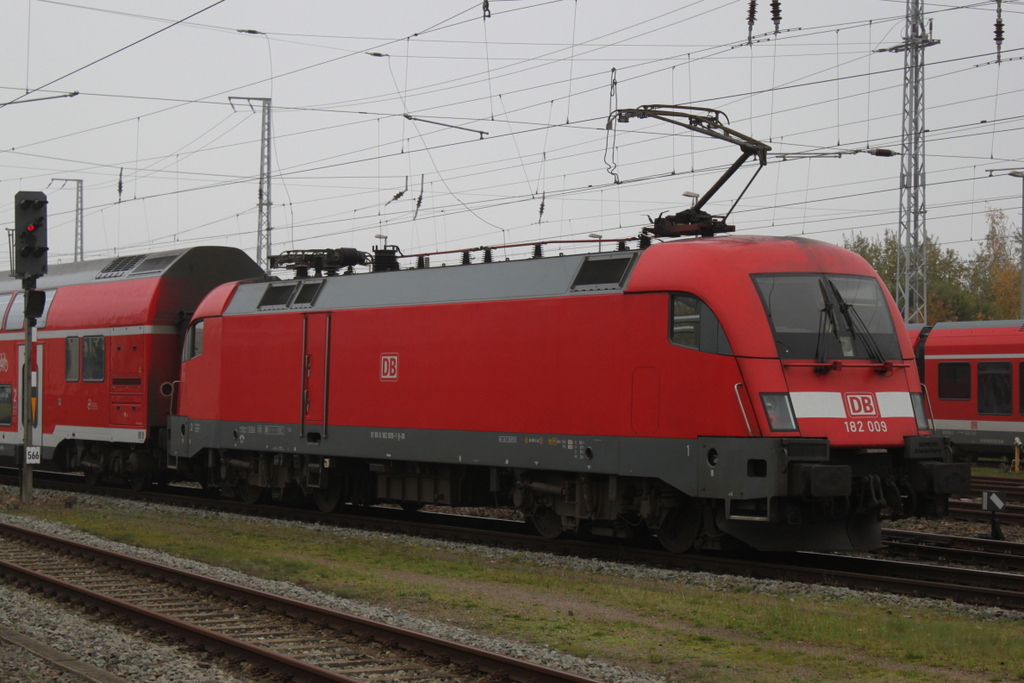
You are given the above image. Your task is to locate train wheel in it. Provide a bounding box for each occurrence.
[83,470,101,487]
[235,482,265,505]
[527,507,563,539]
[312,485,343,513]
[127,472,149,492]
[198,480,220,497]
[400,502,425,512]
[657,501,702,553]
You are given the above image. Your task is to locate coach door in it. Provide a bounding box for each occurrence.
[17,343,43,451]
[301,313,331,443]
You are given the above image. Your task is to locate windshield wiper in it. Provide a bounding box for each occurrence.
[828,280,886,365]
[814,279,839,367]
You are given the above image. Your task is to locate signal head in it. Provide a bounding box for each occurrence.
[12,191,48,278]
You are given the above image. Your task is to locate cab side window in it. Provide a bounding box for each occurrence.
[670,294,732,355]
[183,319,204,361]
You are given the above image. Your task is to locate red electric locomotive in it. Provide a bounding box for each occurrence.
[0,246,265,486]
[166,235,968,552]
[912,320,1024,460]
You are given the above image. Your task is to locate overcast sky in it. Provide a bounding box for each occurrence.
[1,0,1021,271]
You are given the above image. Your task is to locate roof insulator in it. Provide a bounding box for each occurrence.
[747,0,757,44]
[995,0,1005,62]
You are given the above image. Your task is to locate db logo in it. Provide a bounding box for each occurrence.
[380,353,399,382]
[844,393,878,417]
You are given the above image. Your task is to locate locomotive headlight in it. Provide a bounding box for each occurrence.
[911,393,929,432]
[761,393,798,432]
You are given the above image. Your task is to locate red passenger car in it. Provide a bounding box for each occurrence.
[0,247,264,487]
[912,320,1024,459]
[168,235,968,552]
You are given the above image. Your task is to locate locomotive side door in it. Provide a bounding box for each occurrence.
[301,313,331,443]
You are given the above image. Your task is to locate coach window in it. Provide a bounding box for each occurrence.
[183,319,204,361]
[937,362,970,400]
[4,290,54,331]
[4,293,24,331]
[978,361,1012,416]
[82,336,105,382]
[66,337,80,382]
[669,294,732,355]
[0,385,11,426]
[35,290,55,327]
[1020,363,1024,416]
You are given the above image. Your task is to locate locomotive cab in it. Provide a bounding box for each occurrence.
[624,236,969,551]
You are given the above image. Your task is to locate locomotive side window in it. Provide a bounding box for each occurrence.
[978,361,1012,415]
[0,384,10,426]
[671,295,700,349]
[65,337,80,382]
[82,336,105,382]
[937,362,970,400]
[183,320,204,361]
[292,280,324,307]
[571,254,635,291]
[670,294,732,355]
[258,282,298,309]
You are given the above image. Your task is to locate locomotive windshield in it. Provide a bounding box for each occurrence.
[753,273,901,362]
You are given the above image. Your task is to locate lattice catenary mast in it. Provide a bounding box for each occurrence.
[883,0,938,324]
[51,178,83,262]
[230,97,273,273]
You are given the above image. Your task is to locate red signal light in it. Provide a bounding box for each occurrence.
[26,223,37,232]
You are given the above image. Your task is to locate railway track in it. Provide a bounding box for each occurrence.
[948,499,1024,524]
[881,529,1024,571]
[971,475,1024,502]
[972,475,1024,490]
[6,471,1024,613]
[0,521,603,683]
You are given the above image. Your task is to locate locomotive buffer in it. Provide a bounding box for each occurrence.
[11,191,48,503]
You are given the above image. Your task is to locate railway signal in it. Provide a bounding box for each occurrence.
[12,190,48,505]
[13,191,48,279]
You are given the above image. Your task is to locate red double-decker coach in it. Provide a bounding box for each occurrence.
[0,247,264,488]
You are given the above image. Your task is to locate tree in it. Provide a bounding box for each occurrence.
[844,208,1023,323]
[967,208,1021,320]
[842,229,976,322]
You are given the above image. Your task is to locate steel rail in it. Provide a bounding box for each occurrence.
[0,521,604,683]
[882,528,1024,571]
[6,472,1024,611]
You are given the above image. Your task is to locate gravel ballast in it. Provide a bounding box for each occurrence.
[0,485,1019,682]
